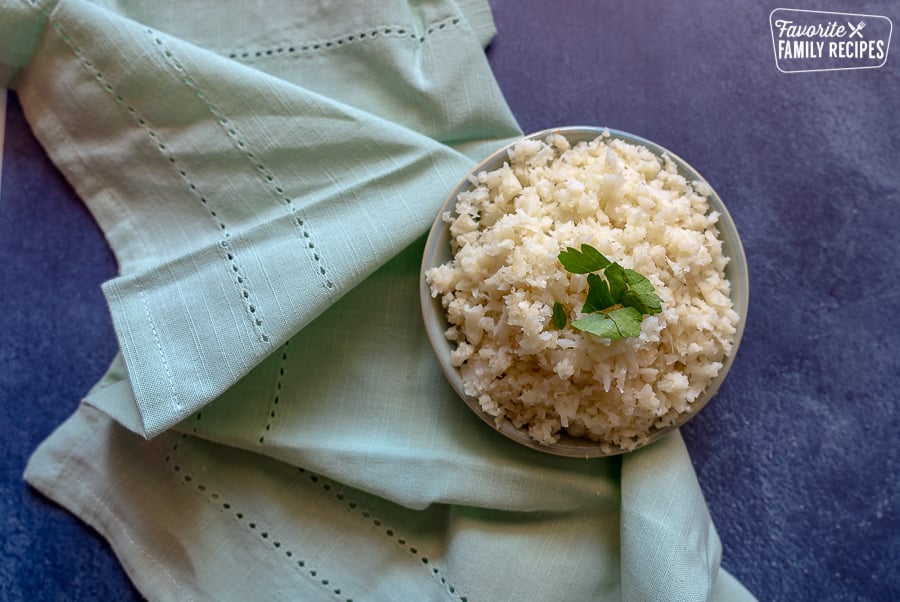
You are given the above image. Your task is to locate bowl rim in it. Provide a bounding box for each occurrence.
[420,126,749,458]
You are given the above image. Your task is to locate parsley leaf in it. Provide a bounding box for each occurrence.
[570,313,620,338]
[621,269,662,315]
[623,268,655,293]
[605,306,643,337]
[553,244,664,340]
[583,273,614,314]
[551,301,567,329]
[571,307,642,338]
[605,262,627,303]
[558,244,611,274]
[620,290,662,315]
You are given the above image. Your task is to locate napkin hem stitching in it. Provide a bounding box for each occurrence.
[222,16,464,63]
[295,467,471,602]
[145,26,338,296]
[163,433,354,601]
[136,284,182,411]
[38,3,275,347]
[163,431,471,602]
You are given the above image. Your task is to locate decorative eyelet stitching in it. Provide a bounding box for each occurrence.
[223,16,463,61]
[188,409,203,434]
[30,3,470,594]
[163,433,468,601]
[33,5,272,345]
[146,28,336,294]
[297,467,469,601]
[259,340,290,444]
[164,434,352,600]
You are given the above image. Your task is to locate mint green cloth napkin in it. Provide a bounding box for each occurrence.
[5,0,756,599]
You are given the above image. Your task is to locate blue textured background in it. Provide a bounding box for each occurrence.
[1,1,898,600]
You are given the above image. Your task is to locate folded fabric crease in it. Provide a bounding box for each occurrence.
[6,0,521,436]
[5,0,756,599]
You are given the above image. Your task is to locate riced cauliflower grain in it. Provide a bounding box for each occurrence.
[426,132,739,453]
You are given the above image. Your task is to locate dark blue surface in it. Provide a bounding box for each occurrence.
[2,1,898,600]
[0,91,139,600]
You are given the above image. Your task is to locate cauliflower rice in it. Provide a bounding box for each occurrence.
[425,131,739,453]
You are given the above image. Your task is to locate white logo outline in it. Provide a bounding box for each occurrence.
[770,8,892,73]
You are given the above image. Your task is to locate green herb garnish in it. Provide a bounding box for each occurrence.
[551,301,568,329]
[557,244,611,273]
[554,244,663,340]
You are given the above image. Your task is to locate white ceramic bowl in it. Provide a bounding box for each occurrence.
[420,126,748,457]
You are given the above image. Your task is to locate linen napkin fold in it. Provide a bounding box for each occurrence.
[6,0,756,599]
[5,0,519,438]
